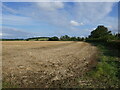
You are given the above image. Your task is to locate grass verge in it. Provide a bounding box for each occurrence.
[78,42,120,88]
[2,82,18,89]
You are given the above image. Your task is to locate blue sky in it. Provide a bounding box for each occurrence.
[1,2,118,39]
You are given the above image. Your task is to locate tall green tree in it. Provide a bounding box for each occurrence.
[89,25,112,38]
[88,25,116,41]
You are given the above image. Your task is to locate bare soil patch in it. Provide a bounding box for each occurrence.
[2,41,98,88]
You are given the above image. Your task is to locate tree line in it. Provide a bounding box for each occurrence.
[1,25,120,42]
[48,35,84,41]
[48,25,120,41]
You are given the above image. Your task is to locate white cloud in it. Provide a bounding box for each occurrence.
[70,20,84,26]
[2,2,118,37]
[72,2,114,24]
[2,27,35,39]
[2,2,116,27]
[2,14,35,26]
[2,4,18,14]
[32,2,117,30]
[0,33,2,36]
[36,2,64,11]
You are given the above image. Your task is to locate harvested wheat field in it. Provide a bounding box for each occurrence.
[2,41,98,88]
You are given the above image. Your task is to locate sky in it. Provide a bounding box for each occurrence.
[1,1,119,39]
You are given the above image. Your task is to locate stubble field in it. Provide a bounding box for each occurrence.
[2,41,98,88]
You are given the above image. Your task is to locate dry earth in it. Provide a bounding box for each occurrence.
[2,41,98,88]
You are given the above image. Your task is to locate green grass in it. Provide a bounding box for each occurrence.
[78,42,120,88]
[2,82,18,89]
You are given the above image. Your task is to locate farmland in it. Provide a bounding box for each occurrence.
[2,41,98,88]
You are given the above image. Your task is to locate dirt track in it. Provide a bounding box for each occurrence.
[2,41,98,88]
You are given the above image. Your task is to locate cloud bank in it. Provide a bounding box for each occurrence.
[2,2,118,38]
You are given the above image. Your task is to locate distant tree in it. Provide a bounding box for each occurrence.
[36,38,39,41]
[77,37,81,41]
[48,36,59,41]
[70,37,77,41]
[81,37,84,41]
[60,35,70,41]
[26,39,29,41]
[85,37,88,40]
